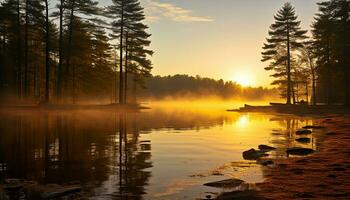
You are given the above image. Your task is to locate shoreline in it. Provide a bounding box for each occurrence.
[228,104,350,115]
[215,113,350,200]
[257,115,350,199]
[0,103,150,112]
[229,115,350,200]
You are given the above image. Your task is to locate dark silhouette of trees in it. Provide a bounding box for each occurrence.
[311,0,350,105]
[0,0,152,105]
[262,2,307,104]
[139,75,278,100]
[108,0,152,104]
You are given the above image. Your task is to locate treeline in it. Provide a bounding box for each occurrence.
[0,0,152,104]
[138,74,278,100]
[262,1,350,105]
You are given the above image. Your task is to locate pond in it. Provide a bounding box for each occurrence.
[0,101,324,199]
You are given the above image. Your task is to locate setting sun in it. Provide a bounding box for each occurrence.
[233,73,253,87]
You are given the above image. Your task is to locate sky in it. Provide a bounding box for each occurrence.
[104,0,321,87]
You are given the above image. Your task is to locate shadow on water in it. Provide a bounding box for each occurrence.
[0,111,152,199]
[0,106,325,199]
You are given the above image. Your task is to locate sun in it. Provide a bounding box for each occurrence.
[233,73,253,87]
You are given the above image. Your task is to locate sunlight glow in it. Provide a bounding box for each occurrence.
[236,115,250,127]
[233,73,253,87]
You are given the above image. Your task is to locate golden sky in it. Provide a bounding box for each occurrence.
[141,0,319,87]
[101,0,319,87]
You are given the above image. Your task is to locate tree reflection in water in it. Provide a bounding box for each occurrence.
[0,111,152,199]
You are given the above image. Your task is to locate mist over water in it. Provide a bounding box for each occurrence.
[0,100,323,199]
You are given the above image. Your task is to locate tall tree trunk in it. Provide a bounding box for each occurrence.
[286,27,292,105]
[72,61,76,104]
[114,47,118,103]
[132,75,137,104]
[305,81,309,104]
[124,32,128,104]
[16,0,22,99]
[346,66,350,106]
[44,0,50,103]
[310,61,316,105]
[0,34,4,98]
[57,0,64,102]
[24,0,28,97]
[326,38,331,105]
[66,0,75,102]
[119,5,124,104]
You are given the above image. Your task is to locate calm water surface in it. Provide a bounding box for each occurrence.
[0,102,324,199]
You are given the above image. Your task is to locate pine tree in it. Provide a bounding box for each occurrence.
[299,41,318,105]
[108,0,152,104]
[23,0,45,98]
[312,1,337,104]
[332,0,350,105]
[262,2,307,104]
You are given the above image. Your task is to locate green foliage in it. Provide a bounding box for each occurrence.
[262,2,307,104]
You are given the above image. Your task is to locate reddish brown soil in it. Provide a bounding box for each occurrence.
[259,115,350,200]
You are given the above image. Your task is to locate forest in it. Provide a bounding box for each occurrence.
[0,0,152,105]
[139,74,278,100]
[262,1,350,105]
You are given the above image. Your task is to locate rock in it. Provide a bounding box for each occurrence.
[295,137,311,143]
[296,129,312,135]
[302,125,325,129]
[215,190,266,200]
[286,147,315,156]
[42,186,82,199]
[258,145,276,151]
[258,159,274,166]
[27,184,82,200]
[242,149,268,160]
[2,179,25,193]
[204,178,244,188]
[211,171,224,176]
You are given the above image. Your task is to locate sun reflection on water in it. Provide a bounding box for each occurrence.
[236,114,250,127]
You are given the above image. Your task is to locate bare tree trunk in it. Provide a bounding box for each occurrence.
[124,32,128,104]
[326,38,331,105]
[17,0,22,99]
[305,81,309,104]
[133,75,137,104]
[286,27,292,105]
[311,65,316,106]
[346,66,350,106]
[24,0,29,98]
[57,0,64,103]
[44,0,50,103]
[114,47,118,103]
[119,5,124,104]
[66,0,75,103]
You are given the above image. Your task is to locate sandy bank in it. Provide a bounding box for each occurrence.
[258,115,350,199]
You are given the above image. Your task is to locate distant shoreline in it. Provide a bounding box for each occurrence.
[228,104,350,115]
[0,103,150,112]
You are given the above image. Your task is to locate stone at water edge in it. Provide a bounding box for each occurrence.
[302,125,325,129]
[258,159,274,166]
[203,178,244,188]
[242,149,268,160]
[286,147,315,156]
[296,129,312,135]
[295,138,311,143]
[258,145,276,151]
